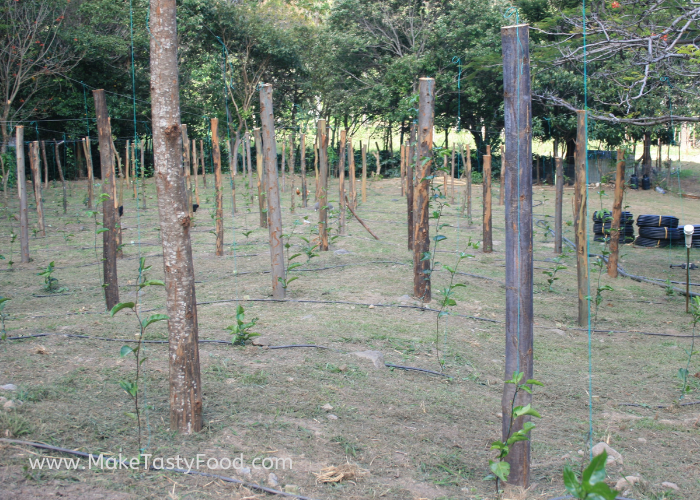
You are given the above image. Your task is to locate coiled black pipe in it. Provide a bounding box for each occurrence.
[593,222,635,235]
[593,210,633,224]
[637,226,684,240]
[636,215,679,228]
[634,237,673,248]
[594,234,635,243]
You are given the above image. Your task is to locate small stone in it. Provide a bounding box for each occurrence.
[327,414,338,420]
[243,295,251,300]
[3,400,16,410]
[238,467,252,477]
[225,378,236,385]
[334,249,351,255]
[268,473,279,487]
[398,294,413,304]
[301,314,314,320]
[614,476,640,491]
[321,403,334,411]
[550,329,566,336]
[592,442,623,465]
[252,337,271,347]
[284,485,300,494]
[577,450,584,456]
[352,350,385,369]
[496,412,503,418]
[287,377,294,382]
[637,437,647,443]
[338,364,348,372]
[661,482,679,491]
[368,304,375,309]
[0,384,17,391]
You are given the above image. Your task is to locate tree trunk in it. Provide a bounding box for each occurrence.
[92,89,120,310]
[413,78,435,303]
[318,120,329,251]
[482,146,492,253]
[150,0,202,434]
[641,131,652,177]
[16,127,29,263]
[361,141,367,204]
[407,124,416,251]
[608,150,625,278]
[260,84,286,299]
[574,110,590,327]
[212,118,224,256]
[554,157,563,254]
[83,138,94,210]
[253,128,267,228]
[40,141,49,188]
[338,130,347,235]
[29,142,45,237]
[301,133,307,208]
[55,141,67,213]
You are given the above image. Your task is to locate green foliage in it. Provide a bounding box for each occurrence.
[225,305,260,345]
[37,261,65,292]
[563,451,618,500]
[0,297,10,341]
[678,296,700,400]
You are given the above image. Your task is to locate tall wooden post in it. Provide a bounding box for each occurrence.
[574,110,589,327]
[502,23,534,488]
[314,135,319,201]
[499,145,505,206]
[300,133,307,208]
[554,157,563,254]
[483,145,492,253]
[400,143,406,197]
[318,120,329,251]
[407,124,416,251]
[16,127,29,263]
[231,133,240,214]
[361,142,367,204]
[338,130,347,235]
[349,138,356,209]
[260,84,286,299]
[608,150,625,278]
[125,140,131,188]
[253,128,267,228]
[212,118,224,256]
[245,132,253,191]
[83,137,94,210]
[450,147,456,203]
[149,0,202,434]
[140,137,146,209]
[40,141,49,188]
[55,141,67,213]
[289,136,295,212]
[93,89,120,311]
[413,77,435,303]
[199,139,207,188]
[29,143,45,237]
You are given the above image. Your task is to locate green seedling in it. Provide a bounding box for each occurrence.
[563,450,617,500]
[225,305,260,345]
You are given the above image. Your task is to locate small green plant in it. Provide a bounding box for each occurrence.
[225,305,260,345]
[678,296,700,400]
[110,258,167,453]
[489,371,543,493]
[471,170,483,184]
[0,297,10,341]
[563,450,618,500]
[37,261,65,292]
[543,254,568,292]
[7,229,16,269]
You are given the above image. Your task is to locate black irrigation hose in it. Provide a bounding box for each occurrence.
[634,237,674,248]
[636,214,679,228]
[592,210,633,224]
[384,363,451,378]
[0,439,318,500]
[593,234,635,243]
[637,226,683,240]
[593,222,635,234]
[618,401,700,408]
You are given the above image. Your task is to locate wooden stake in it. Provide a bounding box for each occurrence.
[54,140,67,214]
[125,140,130,188]
[400,143,406,197]
[29,142,45,237]
[245,131,253,204]
[608,150,625,278]
[450,147,456,203]
[345,195,379,240]
[407,123,416,251]
[314,134,319,202]
[212,118,224,256]
[231,133,240,215]
[482,145,492,253]
[40,141,49,188]
[131,141,137,198]
[443,154,448,197]
[300,133,307,208]
[361,142,367,204]
[349,137,356,209]
[16,127,29,263]
[499,145,505,206]
[200,139,206,188]
[260,84,286,299]
[149,0,202,435]
[338,130,347,235]
[318,120,329,251]
[83,137,94,210]
[253,128,267,228]
[92,89,120,310]
[554,157,563,254]
[501,23,534,488]
[413,78,435,303]
[574,110,589,327]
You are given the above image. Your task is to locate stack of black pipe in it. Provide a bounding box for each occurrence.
[593,210,635,243]
[635,215,681,247]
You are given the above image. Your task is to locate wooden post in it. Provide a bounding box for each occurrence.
[361,142,367,204]
[199,139,206,188]
[191,138,200,205]
[501,23,534,488]
[55,140,67,213]
[450,146,456,203]
[40,141,49,188]
[125,140,131,188]
[407,123,416,251]
[608,150,625,278]
[16,127,29,263]
[338,130,347,235]
[231,133,240,214]
[400,143,406,197]
[289,137,295,213]
[349,137,356,209]
[300,133,308,208]
[149,0,202,434]
[318,119,329,251]
[182,125,193,218]
[253,128,267,228]
[140,137,146,209]
[500,145,505,206]
[461,144,472,222]
[83,137,94,209]
[131,141,137,198]
[92,89,120,310]
[29,142,45,237]
[245,132,253,192]
[374,144,381,176]
[260,84,286,299]
[109,135,123,259]
[413,77,435,303]
[211,119,224,256]
[314,134,319,201]
[483,145,492,253]
[554,157,563,254]
[574,110,589,327]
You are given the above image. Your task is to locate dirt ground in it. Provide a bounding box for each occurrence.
[1,152,700,500]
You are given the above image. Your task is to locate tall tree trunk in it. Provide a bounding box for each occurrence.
[641,131,652,177]
[16,127,29,262]
[212,118,224,256]
[149,0,202,434]
[55,141,67,213]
